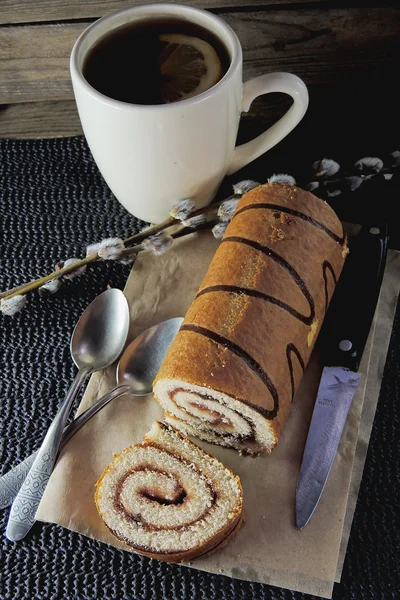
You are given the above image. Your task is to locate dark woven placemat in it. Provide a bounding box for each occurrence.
[0,137,399,600]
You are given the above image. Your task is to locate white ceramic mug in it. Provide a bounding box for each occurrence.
[70,3,308,223]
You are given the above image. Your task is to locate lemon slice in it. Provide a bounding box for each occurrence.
[158,34,223,103]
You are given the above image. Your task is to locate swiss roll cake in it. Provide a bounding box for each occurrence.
[154,183,348,455]
[95,421,243,561]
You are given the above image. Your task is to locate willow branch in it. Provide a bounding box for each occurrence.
[0,205,225,301]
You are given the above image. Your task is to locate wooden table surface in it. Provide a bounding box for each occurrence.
[0,1,399,140]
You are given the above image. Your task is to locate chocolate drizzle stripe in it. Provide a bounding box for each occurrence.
[221,237,315,324]
[180,324,279,419]
[322,260,338,312]
[286,343,305,402]
[196,284,313,325]
[233,203,345,245]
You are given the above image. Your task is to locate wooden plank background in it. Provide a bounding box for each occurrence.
[0,2,399,138]
[0,0,330,24]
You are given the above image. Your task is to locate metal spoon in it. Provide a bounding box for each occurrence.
[6,288,130,541]
[0,317,183,512]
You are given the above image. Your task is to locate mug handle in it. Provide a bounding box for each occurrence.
[227,72,309,175]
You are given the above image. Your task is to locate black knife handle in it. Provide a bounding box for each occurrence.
[320,223,388,371]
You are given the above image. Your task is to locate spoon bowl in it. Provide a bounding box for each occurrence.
[71,288,130,371]
[117,317,183,395]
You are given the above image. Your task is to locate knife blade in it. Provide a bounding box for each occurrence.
[295,223,388,530]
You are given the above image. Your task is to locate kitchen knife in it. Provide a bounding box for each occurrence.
[295,223,388,530]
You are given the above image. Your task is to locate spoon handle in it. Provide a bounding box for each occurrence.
[61,384,131,445]
[0,384,131,511]
[5,367,91,541]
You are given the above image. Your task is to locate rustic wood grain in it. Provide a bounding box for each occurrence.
[0,23,87,104]
[0,0,328,25]
[0,101,83,138]
[1,8,399,105]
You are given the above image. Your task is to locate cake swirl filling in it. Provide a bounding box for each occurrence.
[112,456,216,531]
[158,379,275,455]
[170,388,256,442]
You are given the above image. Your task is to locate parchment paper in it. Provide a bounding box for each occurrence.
[36,231,400,599]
